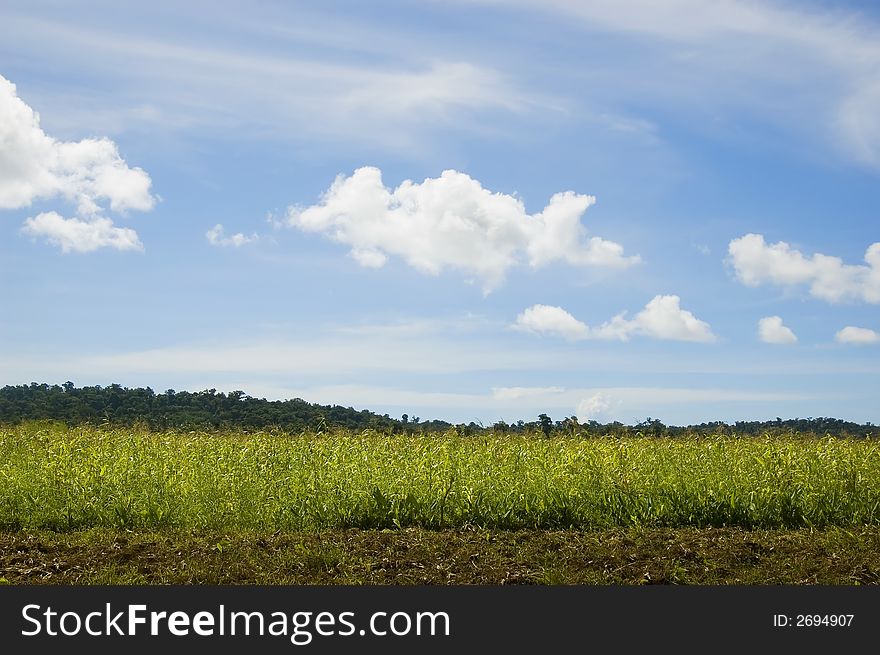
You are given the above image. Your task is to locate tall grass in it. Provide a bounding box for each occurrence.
[1,424,878,531]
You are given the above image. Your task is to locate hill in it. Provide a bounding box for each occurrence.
[0,382,876,437]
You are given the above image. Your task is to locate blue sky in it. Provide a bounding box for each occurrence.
[2,0,879,425]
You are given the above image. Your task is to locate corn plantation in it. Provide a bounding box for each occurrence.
[1,424,879,531]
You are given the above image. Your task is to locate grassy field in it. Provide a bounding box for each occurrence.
[2,423,879,531]
[1,423,879,584]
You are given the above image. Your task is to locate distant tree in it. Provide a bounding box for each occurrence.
[560,415,579,437]
[538,413,553,438]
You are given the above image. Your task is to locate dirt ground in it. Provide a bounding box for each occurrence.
[2,526,879,585]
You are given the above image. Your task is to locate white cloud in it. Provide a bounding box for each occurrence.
[592,295,716,342]
[0,74,154,214]
[20,211,143,253]
[728,233,880,304]
[512,295,716,343]
[516,295,716,343]
[513,305,589,340]
[758,316,797,345]
[285,167,638,293]
[1,74,154,253]
[576,392,613,421]
[836,326,880,345]
[206,224,258,247]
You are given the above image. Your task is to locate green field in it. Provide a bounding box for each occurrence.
[2,423,879,531]
[2,423,879,584]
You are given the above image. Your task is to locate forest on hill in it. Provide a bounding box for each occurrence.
[0,382,876,438]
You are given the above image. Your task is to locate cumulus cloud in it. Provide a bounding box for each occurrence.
[514,295,716,343]
[1,74,154,252]
[206,224,258,247]
[728,233,880,304]
[513,305,589,340]
[835,326,880,345]
[576,392,613,421]
[758,316,797,345]
[1,75,154,214]
[284,167,638,292]
[20,211,143,253]
[592,295,716,342]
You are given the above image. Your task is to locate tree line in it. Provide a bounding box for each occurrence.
[0,382,443,433]
[0,383,876,438]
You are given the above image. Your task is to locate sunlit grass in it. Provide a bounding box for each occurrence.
[1,423,878,531]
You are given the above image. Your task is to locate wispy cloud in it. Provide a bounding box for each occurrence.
[5,300,880,399]
[45,337,559,378]
[467,0,880,167]
[491,386,565,401]
[335,315,494,339]
[0,15,535,148]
